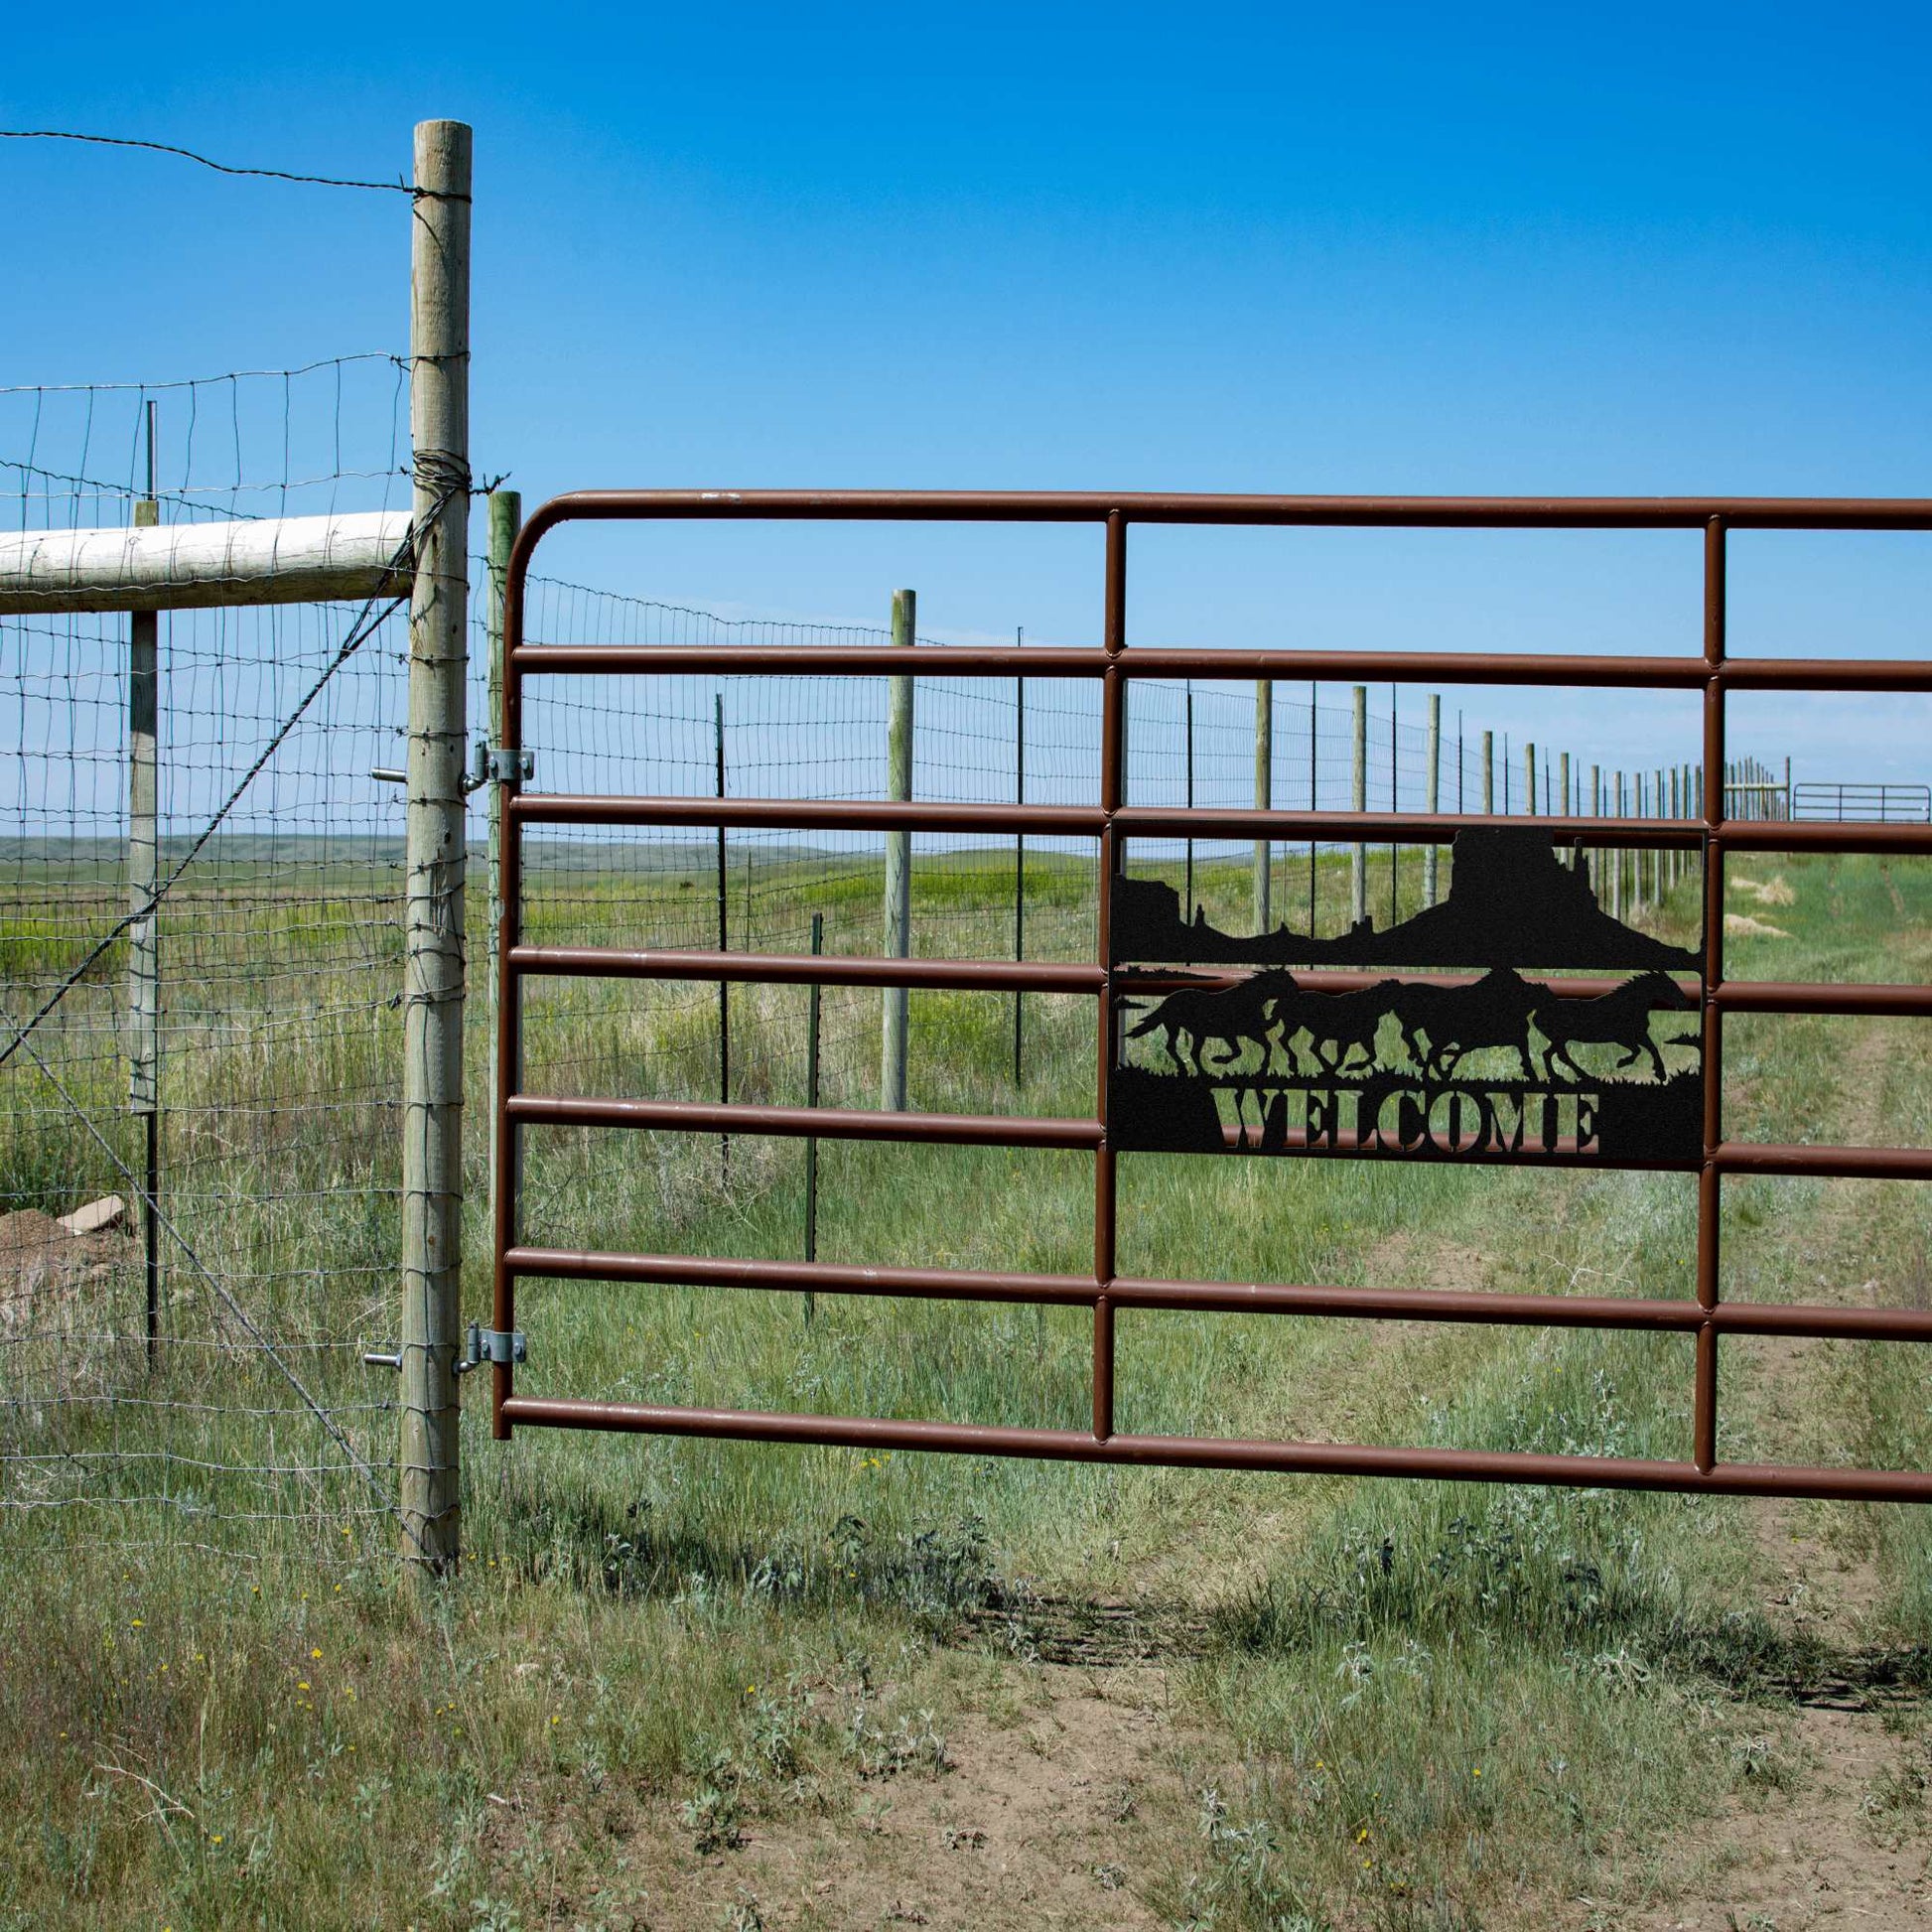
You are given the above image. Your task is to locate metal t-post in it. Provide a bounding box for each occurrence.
[400,117,471,1573]
[882,589,913,1110]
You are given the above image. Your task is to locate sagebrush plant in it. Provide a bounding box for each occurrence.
[3,849,1930,1926]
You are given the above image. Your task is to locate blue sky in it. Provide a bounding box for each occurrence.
[5,2,1930,780]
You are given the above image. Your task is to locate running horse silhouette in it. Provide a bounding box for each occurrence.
[1273,978,1407,1075]
[1123,969,1299,1074]
[1392,968,1539,1079]
[1530,971,1697,1081]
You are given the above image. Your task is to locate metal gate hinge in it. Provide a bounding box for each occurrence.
[458,1321,527,1373]
[471,741,534,789]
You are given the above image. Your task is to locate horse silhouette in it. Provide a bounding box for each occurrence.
[1123,969,1297,1074]
[1273,978,1406,1075]
[1392,968,1539,1079]
[1530,971,1697,1082]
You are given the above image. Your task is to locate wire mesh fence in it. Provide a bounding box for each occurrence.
[1,360,411,1559]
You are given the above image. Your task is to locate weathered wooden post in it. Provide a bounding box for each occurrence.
[1422,693,1441,906]
[128,404,160,1371]
[1612,771,1626,920]
[400,117,471,1574]
[1525,742,1538,817]
[1014,627,1026,1083]
[882,589,913,1109]
[1307,683,1319,933]
[1654,768,1666,899]
[483,489,520,1239]
[1661,764,1677,893]
[1182,680,1195,920]
[804,909,823,1320]
[1349,684,1367,925]
[715,696,730,1173]
[1253,679,1273,932]
[1588,763,1601,897]
[1388,688,1399,922]
[1482,729,1494,815]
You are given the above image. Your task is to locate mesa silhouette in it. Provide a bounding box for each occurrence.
[1112,826,1699,971]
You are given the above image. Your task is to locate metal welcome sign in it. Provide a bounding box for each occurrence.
[1111,828,1704,1165]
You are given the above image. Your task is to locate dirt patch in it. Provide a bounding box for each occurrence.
[1615,1705,1932,1931]
[0,1206,131,1337]
[1618,1012,1932,1930]
[637,1665,1187,1930]
[1364,1230,1490,1294]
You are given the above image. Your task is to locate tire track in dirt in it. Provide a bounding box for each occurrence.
[1622,995,1932,1930]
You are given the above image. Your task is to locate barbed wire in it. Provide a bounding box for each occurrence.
[0,129,459,200]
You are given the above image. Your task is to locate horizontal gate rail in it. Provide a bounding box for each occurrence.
[492,488,1932,1500]
[493,1399,1932,1505]
[514,642,1932,694]
[508,947,1932,1017]
[508,791,1932,853]
[500,1245,1932,1342]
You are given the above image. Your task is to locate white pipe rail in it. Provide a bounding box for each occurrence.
[0,508,413,615]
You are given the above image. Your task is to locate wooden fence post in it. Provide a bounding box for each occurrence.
[400,117,472,1574]
[1253,679,1273,932]
[715,696,730,1174]
[1014,627,1026,1083]
[804,910,822,1320]
[1308,683,1318,934]
[1349,684,1367,925]
[882,589,914,1109]
[1423,693,1441,906]
[129,403,160,1371]
[1182,680,1194,921]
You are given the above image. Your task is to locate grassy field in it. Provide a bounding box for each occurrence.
[3,839,1931,1929]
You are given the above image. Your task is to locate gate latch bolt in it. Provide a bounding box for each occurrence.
[470,742,534,790]
[458,1321,527,1374]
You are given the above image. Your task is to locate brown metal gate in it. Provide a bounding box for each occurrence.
[492,491,1932,1503]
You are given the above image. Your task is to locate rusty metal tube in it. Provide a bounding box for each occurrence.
[496,1396,1932,1503]
[505,1093,1103,1150]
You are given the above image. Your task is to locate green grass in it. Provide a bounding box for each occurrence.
[4,842,1932,1926]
